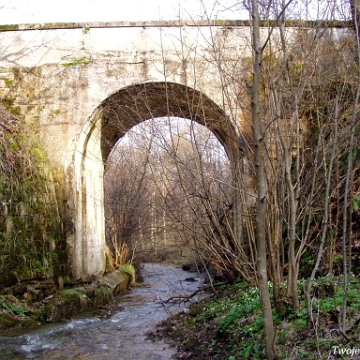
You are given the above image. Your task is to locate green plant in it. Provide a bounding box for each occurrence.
[218,306,242,333]
[118,264,135,276]
[352,195,360,212]
[62,57,91,67]
[118,264,136,284]
[12,304,28,316]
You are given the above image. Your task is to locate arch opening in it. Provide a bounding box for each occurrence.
[73,81,243,281]
[104,116,232,267]
[99,82,233,162]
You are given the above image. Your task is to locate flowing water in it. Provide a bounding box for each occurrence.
[0,263,202,360]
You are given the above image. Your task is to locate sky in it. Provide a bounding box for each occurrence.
[0,0,350,26]
[0,0,246,25]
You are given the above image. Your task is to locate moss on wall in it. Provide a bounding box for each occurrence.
[61,57,91,67]
[0,106,68,289]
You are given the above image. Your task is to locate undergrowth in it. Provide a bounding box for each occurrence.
[162,276,360,360]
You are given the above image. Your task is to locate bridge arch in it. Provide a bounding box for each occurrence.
[73,81,243,281]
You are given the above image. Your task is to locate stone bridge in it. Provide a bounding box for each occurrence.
[0,20,347,281]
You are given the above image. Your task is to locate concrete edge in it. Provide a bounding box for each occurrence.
[0,19,353,32]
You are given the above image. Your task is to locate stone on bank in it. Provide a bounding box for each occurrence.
[43,268,133,322]
[0,268,134,329]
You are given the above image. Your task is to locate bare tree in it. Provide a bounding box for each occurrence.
[104,117,238,272]
[249,0,277,357]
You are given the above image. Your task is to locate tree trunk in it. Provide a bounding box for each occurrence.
[250,0,277,358]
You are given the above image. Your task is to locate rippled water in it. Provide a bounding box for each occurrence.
[0,263,202,360]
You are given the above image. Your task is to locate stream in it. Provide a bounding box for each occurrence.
[0,263,203,360]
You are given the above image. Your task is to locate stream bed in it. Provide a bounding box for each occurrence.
[0,263,202,360]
